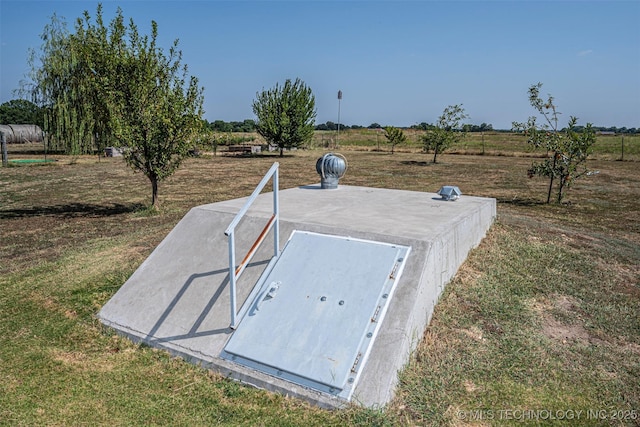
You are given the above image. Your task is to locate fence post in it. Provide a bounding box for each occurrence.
[1,132,7,167]
[621,136,624,161]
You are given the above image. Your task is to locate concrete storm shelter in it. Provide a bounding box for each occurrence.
[99,160,496,408]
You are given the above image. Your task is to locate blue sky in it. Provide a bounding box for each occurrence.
[1,0,639,129]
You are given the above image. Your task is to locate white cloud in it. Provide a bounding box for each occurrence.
[577,49,593,57]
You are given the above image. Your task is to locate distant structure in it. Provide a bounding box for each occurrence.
[0,124,44,143]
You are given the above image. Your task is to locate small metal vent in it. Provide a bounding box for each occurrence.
[437,185,462,201]
[316,153,347,189]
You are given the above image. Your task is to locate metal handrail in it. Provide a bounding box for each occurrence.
[225,162,280,329]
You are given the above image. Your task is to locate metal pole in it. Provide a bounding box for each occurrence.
[337,90,342,148]
[273,167,280,258]
[1,132,7,167]
[228,231,237,329]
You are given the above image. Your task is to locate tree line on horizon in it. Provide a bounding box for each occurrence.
[2,100,637,135]
[196,119,640,134]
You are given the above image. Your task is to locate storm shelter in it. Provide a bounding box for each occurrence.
[99,163,496,408]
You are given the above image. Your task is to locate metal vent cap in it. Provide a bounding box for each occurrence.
[316,153,347,189]
[437,185,462,201]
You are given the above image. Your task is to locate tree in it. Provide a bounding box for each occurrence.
[315,121,351,131]
[421,104,468,163]
[240,119,256,132]
[325,121,338,131]
[209,120,232,132]
[27,6,203,207]
[383,126,407,154]
[0,99,44,126]
[512,83,596,204]
[480,122,493,132]
[252,78,316,157]
[411,122,434,131]
[25,13,93,154]
[106,15,203,207]
[25,8,126,155]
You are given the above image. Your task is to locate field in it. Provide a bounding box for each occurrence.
[309,130,640,161]
[1,137,639,425]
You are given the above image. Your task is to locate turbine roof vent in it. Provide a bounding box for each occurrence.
[316,153,347,189]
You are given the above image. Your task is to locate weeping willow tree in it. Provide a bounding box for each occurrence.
[26,5,203,206]
[26,10,107,154]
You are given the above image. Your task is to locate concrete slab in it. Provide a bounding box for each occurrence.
[98,184,496,408]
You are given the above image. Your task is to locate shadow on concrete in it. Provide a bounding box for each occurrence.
[298,185,323,190]
[146,259,270,343]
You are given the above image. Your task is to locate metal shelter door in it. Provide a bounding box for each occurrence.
[222,231,410,399]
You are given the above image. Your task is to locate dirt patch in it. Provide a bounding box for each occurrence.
[457,326,485,342]
[540,294,599,345]
[542,316,590,344]
[554,294,579,312]
[463,380,480,393]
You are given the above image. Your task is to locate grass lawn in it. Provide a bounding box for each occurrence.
[1,144,638,425]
